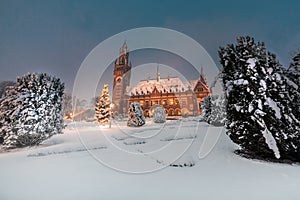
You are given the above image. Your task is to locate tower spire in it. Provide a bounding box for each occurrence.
[120,41,127,55]
[156,64,160,82]
[200,65,208,86]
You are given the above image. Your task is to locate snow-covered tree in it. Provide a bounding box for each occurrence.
[153,106,166,123]
[262,52,300,160]
[0,85,18,145]
[0,81,15,98]
[0,73,64,149]
[63,93,73,117]
[219,36,270,157]
[202,95,226,126]
[95,84,111,124]
[127,102,145,127]
[219,36,300,160]
[75,99,88,113]
[286,52,300,121]
[202,95,212,123]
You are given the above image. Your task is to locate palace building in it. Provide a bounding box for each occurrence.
[112,42,211,117]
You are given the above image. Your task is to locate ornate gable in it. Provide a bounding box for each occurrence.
[151,86,160,95]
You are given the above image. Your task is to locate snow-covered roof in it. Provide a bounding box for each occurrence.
[128,77,204,96]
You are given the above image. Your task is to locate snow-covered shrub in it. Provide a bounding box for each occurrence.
[219,36,300,161]
[95,84,111,124]
[153,106,166,123]
[202,96,212,122]
[202,95,226,126]
[127,102,145,127]
[0,73,64,149]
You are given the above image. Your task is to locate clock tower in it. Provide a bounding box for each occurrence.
[112,42,131,115]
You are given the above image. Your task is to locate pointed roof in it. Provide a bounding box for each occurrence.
[199,66,208,86]
[120,41,127,55]
[156,64,160,82]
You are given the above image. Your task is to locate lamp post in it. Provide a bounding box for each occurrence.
[109,103,114,128]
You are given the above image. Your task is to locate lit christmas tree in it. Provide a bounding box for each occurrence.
[95,84,111,125]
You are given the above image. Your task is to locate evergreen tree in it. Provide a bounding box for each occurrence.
[0,73,64,149]
[263,52,300,160]
[153,106,166,123]
[0,85,18,145]
[202,95,212,123]
[0,81,15,98]
[286,52,300,121]
[219,36,300,160]
[202,95,226,126]
[127,102,145,127]
[95,84,111,124]
[219,36,278,158]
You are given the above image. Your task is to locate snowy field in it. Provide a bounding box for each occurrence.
[0,119,300,200]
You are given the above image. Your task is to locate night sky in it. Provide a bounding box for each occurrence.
[1,0,300,96]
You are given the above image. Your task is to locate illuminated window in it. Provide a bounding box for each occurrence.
[145,101,149,106]
[140,100,144,106]
[162,100,167,105]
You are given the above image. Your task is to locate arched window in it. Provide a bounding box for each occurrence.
[168,109,174,116]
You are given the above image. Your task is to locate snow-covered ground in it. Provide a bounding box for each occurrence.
[0,119,300,200]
